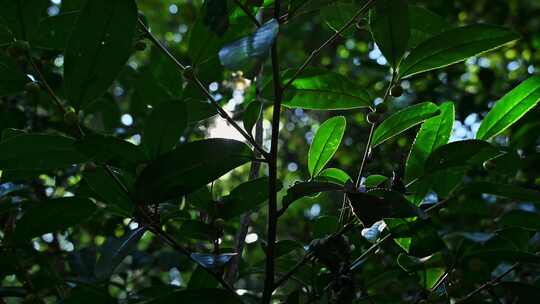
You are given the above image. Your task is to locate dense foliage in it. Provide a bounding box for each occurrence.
[1,0,540,303]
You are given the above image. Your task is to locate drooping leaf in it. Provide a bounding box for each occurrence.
[369,0,410,68]
[64,0,138,109]
[14,197,96,241]
[282,68,372,110]
[347,189,419,227]
[318,168,352,185]
[83,166,133,216]
[364,174,388,188]
[424,140,501,172]
[75,134,146,170]
[31,11,79,50]
[308,116,346,177]
[407,6,451,49]
[0,134,87,170]
[405,102,455,182]
[148,288,242,304]
[399,24,519,78]
[372,102,440,148]
[282,181,344,211]
[94,227,146,280]
[135,139,254,203]
[462,182,540,203]
[143,100,188,159]
[243,100,262,135]
[219,177,281,220]
[477,76,540,140]
[0,53,28,97]
[219,19,278,71]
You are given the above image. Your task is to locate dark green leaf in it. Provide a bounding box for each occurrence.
[83,166,133,216]
[0,0,48,40]
[477,76,540,140]
[135,139,253,203]
[219,177,281,220]
[407,6,451,49]
[203,0,229,36]
[0,134,86,170]
[500,210,540,231]
[318,168,352,185]
[148,288,242,304]
[463,250,540,265]
[143,100,188,159]
[219,19,278,71]
[181,220,219,240]
[405,102,454,182]
[65,0,138,109]
[275,240,304,258]
[308,116,346,176]
[0,53,27,97]
[372,102,440,148]
[95,227,146,280]
[243,100,262,135]
[186,100,217,123]
[282,68,372,110]
[425,140,500,172]
[188,266,219,289]
[14,197,96,241]
[400,24,519,78]
[31,11,78,50]
[75,134,146,170]
[364,175,388,188]
[462,182,540,203]
[282,181,344,210]
[369,0,410,68]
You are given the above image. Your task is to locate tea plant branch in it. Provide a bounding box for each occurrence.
[282,0,376,91]
[233,0,261,27]
[225,63,265,285]
[138,18,269,159]
[262,1,283,302]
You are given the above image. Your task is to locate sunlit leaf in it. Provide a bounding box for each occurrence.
[308,116,346,176]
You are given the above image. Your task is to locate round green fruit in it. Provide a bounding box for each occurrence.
[390,85,403,97]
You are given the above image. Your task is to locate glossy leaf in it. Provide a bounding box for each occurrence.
[462,182,540,203]
[364,174,388,188]
[425,140,500,172]
[243,100,262,135]
[83,166,133,215]
[219,19,278,70]
[0,0,48,40]
[95,227,146,280]
[14,197,96,241]
[318,168,352,185]
[369,0,410,68]
[31,11,78,49]
[372,102,440,148]
[282,181,344,210]
[219,177,281,220]
[308,116,346,176]
[405,102,455,182]
[135,139,253,203]
[65,0,138,109]
[282,69,372,110]
[75,134,146,170]
[0,53,28,97]
[0,134,87,170]
[407,6,451,49]
[400,24,519,78]
[143,100,188,159]
[477,76,540,140]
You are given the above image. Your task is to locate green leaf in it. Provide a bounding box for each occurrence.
[282,69,372,110]
[188,266,219,289]
[0,0,48,40]
[203,0,229,36]
[0,53,28,97]
[94,227,146,280]
[143,100,188,159]
[308,116,346,176]
[364,174,388,188]
[322,2,356,33]
[407,6,451,49]
[282,181,344,210]
[65,0,138,109]
[31,11,78,50]
[181,221,219,241]
[405,102,455,182]
[135,139,253,203]
[369,0,410,68]
[148,288,242,304]
[219,19,278,71]
[14,197,96,241]
[318,168,352,185]
[372,102,440,148]
[219,177,281,220]
[463,250,540,265]
[400,24,519,78]
[500,210,540,231]
[275,240,304,258]
[186,100,217,123]
[476,76,540,140]
[75,134,146,170]
[83,166,133,216]
[462,182,540,203]
[0,134,86,170]
[425,140,500,172]
[243,100,262,135]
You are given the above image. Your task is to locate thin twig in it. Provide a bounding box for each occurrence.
[455,263,519,303]
[233,0,261,27]
[281,0,376,92]
[138,18,269,159]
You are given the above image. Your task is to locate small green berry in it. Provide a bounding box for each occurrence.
[390,85,403,97]
[63,106,79,126]
[375,102,387,113]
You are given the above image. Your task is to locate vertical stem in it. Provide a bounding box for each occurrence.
[262,1,282,303]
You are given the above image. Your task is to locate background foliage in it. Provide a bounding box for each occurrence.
[2,0,540,303]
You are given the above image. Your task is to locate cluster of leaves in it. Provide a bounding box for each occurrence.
[1,0,540,303]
